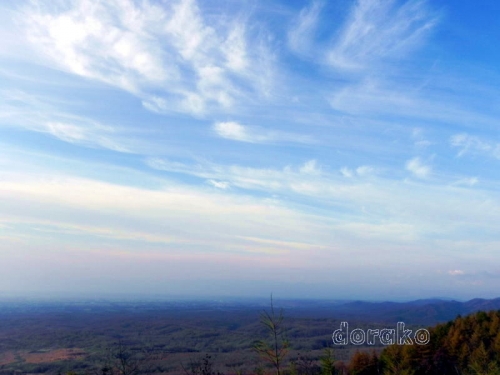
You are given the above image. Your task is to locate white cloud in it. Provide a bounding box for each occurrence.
[21,0,274,116]
[452,177,479,187]
[328,78,500,135]
[3,153,500,295]
[4,170,442,264]
[355,165,374,176]
[46,122,86,142]
[0,90,128,152]
[145,156,500,245]
[322,2,472,128]
[2,168,495,269]
[0,172,336,264]
[288,1,323,55]
[340,167,354,178]
[213,121,314,144]
[222,24,248,72]
[449,269,464,276]
[450,133,500,159]
[208,180,230,189]
[405,157,431,178]
[286,0,437,74]
[329,79,417,116]
[326,0,437,70]
[340,166,373,178]
[299,160,321,175]
[213,121,250,142]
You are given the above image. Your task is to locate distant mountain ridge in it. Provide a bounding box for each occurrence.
[285,297,500,325]
[2,295,500,327]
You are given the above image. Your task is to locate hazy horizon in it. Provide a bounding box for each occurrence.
[0,290,475,304]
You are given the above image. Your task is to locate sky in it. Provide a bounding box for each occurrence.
[1,0,500,301]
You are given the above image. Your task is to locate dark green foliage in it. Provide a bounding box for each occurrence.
[319,348,336,375]
[377,310,500,375]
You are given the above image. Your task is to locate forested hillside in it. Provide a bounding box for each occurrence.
[350,310,500,375]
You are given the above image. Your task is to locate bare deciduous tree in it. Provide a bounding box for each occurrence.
[253,295,289,375]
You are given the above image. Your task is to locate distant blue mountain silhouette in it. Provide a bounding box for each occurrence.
[283,297,500,325]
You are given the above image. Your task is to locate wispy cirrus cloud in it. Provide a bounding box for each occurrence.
[327,76,500,137]
[288,0,437,71]
[20,0,274,116]
[145,156,500,244]
[288,1,323,56]
[146,157,323,193]
[329,79,416,116]
[213,121,314,144]
[326,0,437,71]
[0,90,128,152]
[319,0,499,140]
[451,133,500,159]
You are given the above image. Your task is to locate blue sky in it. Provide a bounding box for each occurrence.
[1,0,500,300]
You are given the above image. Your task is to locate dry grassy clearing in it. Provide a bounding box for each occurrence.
[0,348,86,365]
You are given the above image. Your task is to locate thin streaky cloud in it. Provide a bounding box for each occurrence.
[451,177,479,187]
[288,1,323,56]
[145,156,500,242]
[0,90,129,152]
[450,133,500,159]
[328,77,500,135]
[326,0,437,70]
[213,121,314,144]
[208,180,230,190]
